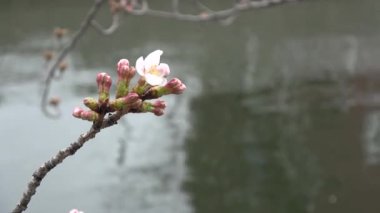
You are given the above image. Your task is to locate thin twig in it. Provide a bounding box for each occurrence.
[125,0,148,15]
[12,111,123,213]
[40,0,306,118]
[129,0,304,21]
[91,13,121,35]
[41,0,107,118]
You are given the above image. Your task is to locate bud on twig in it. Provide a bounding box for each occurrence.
[43,50,54,62]
[53,27,68,39]
[72,51,186,122]
[116,59,135,98]
[96,72,112,104]
[132,76,150,95]
[140,100,166,116]
[72,107,99,121]
[59,62,68,73]
[152,100,166,116]
[109,0,122,14]
[143,78,186,99]
[48,96,61,107]
[165,78,186,94]
[117,59,130,78]
[83,97,99,111]
[110,92,141,111]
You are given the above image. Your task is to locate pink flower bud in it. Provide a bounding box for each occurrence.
[141,100,166,116]
[117,59,129,71]
[103,76,112,91]
[96,72,112,92]
[109,93,142,112]
[96,72,106,86]
[72,107,98,121]
[153,108,165,116]
[165,78,186,94]
[72,107,84,118]
[96,72,112,104]
[152,100,166,116]
[81,110,99,121]
[153,100,166,108]
[165,78,181,88]
[115,59,136,98]
[124,92,141,108]
[117,59,135,80]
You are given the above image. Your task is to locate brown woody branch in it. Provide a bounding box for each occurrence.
[41,0,107,118]
[128,0,305,22]
[12,111,123,213]
[40,0,307,118]
[91,13,121,35]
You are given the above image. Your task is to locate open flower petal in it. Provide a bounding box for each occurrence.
[145,73,166,86]
[135,56,145,76]
[144,50,162,70]
[135,50,169,86]
[157,63,170,77]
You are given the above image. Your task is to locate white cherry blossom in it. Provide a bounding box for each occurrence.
[135,50,170,86]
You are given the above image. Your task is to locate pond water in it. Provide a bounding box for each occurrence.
[1,0,380,212]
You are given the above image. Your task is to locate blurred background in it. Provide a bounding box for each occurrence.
[1,0,380,212]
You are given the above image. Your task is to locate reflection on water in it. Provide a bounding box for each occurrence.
[185,92,321,213]
[364,112,380,165]
[99,96,194,213]
[185,76,380,212]
[2,0,380,213]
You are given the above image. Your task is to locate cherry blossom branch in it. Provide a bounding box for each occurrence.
[40,0,308,118]
[41,0,107,118]
[128,0,306,22]
[91,13,121,35]
[15,51,186,213]
[12,111,121,213]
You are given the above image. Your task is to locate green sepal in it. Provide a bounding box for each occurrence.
[98,91,110,104]
[116,80,129,98]
[109,98,123,111]
[83,97,99,111]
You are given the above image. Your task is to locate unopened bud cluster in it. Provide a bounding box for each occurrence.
[73,50,186,122]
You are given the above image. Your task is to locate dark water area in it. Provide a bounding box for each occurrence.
[1,0,380,212]
[186,84,380,213]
